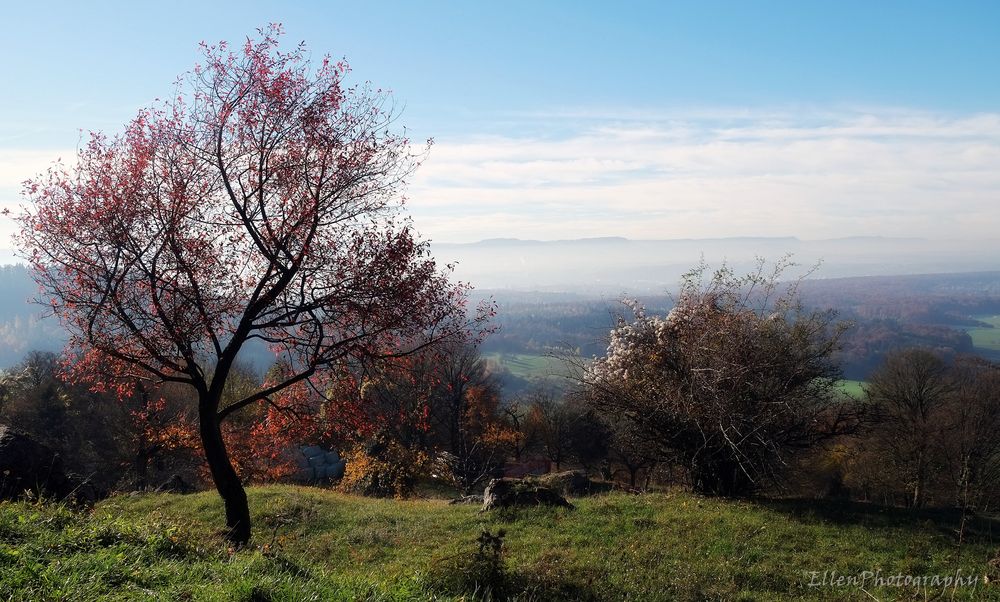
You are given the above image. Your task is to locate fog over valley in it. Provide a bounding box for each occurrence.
[431,235,1000,295]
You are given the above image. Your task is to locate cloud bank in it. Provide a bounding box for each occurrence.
[406,109,1000,243]
[2,108,998,250]
[0,149,76,252]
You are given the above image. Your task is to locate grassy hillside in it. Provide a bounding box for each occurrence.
[2,486,998,601]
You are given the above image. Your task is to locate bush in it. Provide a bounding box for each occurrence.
[337,432,429,498]
[585,259,860,496]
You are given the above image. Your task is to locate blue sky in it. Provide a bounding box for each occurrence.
[2,1,999,250]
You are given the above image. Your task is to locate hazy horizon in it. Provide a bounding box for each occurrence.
[6,233,1000,295]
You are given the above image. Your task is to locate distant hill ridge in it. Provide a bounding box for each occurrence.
[433,235,928,248]
[429,236,999,294]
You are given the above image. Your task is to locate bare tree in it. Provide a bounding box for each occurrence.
[866,348,953,508]
[946,357,1000,510]
[866,351,1000,509]
[522,390,602,472]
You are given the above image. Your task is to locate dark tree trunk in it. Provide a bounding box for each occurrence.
[912,448,926,508]
[691,457,753,497]
[134,448,150,490]
[199,401,251,545]
[642,464,655,492]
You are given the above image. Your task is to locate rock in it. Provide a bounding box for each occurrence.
[301,445,325,459]
[448,494,484,505]
[322,461,346,480]
[0,424,94,504]
[481,478,574,511]
[535,470,613,496]
[294,444,346,484]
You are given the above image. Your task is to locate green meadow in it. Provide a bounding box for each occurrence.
[2,486,998,601]
[483,352,572,381]
[966,315,1000,352]
[835,379,867,398]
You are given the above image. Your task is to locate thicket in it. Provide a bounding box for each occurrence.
[3,265,1000,513]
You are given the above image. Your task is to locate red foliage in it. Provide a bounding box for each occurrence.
[16,25,493,541]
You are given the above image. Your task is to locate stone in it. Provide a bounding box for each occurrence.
[301,445,325,458]
[156,473,195,494]
[481,478,574,512]
[323,462,346,480]
[293,444,346,484]
[535,470,613,496]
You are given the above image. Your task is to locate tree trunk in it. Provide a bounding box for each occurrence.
[912,448,926,508]
[199,402,251,545]
[134,448,150,490]
[691,457,752,497]
[642,464,655,492]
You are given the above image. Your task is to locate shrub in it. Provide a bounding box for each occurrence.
[337,432,429,498]
[585,259,860,496]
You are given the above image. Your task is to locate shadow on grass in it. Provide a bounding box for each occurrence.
[426,528,609,602]
[757,497,1000,543]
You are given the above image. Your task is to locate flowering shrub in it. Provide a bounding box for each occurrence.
[586,259,860,496]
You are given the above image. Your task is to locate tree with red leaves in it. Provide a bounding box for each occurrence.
[17,25,488,545]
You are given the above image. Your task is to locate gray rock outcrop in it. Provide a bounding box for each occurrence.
[535,470,614,496]
[481,478,574,511]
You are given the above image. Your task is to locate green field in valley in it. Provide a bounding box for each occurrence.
[483,352,574,381]
[966,315,1000,352]
[2,486,999,600]
[836,379,867,398]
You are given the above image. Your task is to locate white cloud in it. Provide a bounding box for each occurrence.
[406,109,1000,242]
[0,149,74,189]
[0,149,76,251]
[4,109,999,249]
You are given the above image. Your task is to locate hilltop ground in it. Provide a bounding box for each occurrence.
[2,486,998,601]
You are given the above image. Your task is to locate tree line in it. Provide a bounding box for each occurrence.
[5,259,999,514]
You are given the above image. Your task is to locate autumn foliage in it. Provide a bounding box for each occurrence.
[16,25,487,543]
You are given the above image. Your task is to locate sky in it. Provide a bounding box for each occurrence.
[1,0,999,255]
